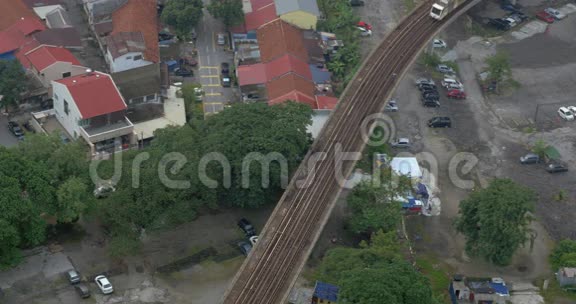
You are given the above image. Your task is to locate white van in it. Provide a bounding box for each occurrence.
[441,78,463,89]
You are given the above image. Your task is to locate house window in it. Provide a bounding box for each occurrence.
[126,56,132,59]
[78,119,90,127]
[62,72,71,78]
[133,55,143,61]
[64,100,69,115]
[146,94,156,101]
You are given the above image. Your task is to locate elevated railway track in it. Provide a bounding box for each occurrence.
[222,0,481,302]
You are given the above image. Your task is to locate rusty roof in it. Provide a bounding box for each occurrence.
[257,19,308,63]
[0,0,38,31]
[111,0,159,63]
[266,73,315,105]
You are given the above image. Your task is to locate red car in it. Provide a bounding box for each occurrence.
[447,89,466,99]
[536,11,554,23]
[357,21,372,31]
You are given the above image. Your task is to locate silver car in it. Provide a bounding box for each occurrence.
[217,33,226,45]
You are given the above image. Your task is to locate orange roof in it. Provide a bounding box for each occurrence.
[266,73,315,107]
[0,17,45,54]
[237,63,267,86]
[269,91,317,108]
[0,0,38,31]
[257,19,308,63]
[111,0,159,63]
[26,45,81,71]
[315,96,338,110]
[266,54,311,81]
[245,3,277,31]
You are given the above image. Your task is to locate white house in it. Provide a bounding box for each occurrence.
[51,71,135,155]
[22,45,87,87]
[105,32,152,73]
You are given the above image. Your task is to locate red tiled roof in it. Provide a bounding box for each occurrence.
[0,0,38,31]
[266,73,315,104]
[257,19,308,63]
[269,91,317,108]
[251,0,274,11]
[55,72,127,119]
[315,95,338,110]
[266,54,312,81]
[0,17,45,54]
[26,45,81,71]
[237,63,267,86]
[111,0,159,63]
[245,3,277,31]
[22,0,62,8]
[14,40,40,68]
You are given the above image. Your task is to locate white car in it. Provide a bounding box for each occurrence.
[432,39,447,48]
[567,106,576,115]
[503,17,517,27]
[249,235,258,245]
[545,8,566,20]
[390,138,411,148]
[384,100,398,112]
[558,107,575,121]
[356,26,372,37]
[95,275,113,294]
[441,78,463,89]
[436,64,454,74]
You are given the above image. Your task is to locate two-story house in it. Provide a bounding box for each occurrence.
[105,32,150,73]
[20,45,87,87]
[51,71,135,156]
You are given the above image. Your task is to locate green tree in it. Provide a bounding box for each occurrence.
[347,173,412,236]
[161,0,204,39]
[455,178,535,266]
[531,139,547,159]
[550,240,576,270]
[485,51,512,83]
[0,60,27,111]
[0,219,21,269]
[208,0,244,29]
[54,177,92,223]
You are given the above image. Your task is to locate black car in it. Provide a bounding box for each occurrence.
[8,121,24,140]
[221,62,230,75]
[74,284,91,299]
[238,218,256,237]
[221,75,231,87]
[422,91,440,99]
[422,99,440,107]
[174,68,193,77]
[489,18,510,30]
[428,117,451,128]
[546,163,568,173]
[349,0,365,6]
[418,83,437,91]
[237,241,252,256]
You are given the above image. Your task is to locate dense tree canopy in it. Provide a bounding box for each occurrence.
[208,0,245,29]
[0,60,27,110]
[161,0,203,39]
[550,240,576,270]
[316,231,434,304]
[455,178,535,266]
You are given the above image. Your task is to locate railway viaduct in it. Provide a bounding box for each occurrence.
[222,0,482,302]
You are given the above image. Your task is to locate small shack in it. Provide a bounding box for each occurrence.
[557,267,576,287]
[311,281,338,304]
[390,157,422,179]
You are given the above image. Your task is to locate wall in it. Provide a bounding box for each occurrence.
[106,49,152,73]
[280,11,317,30]
[52,81,83,139]
[37,63,87,87]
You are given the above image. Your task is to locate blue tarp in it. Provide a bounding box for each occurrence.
[416,183,429,199]
[490,282,510,296]
[314,281,339,302]
[309,64,331,84]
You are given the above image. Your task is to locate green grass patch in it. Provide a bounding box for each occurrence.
[540,278,576,303]
[416,254,453,304]
[465,20,501,38]
[403,0,415,11]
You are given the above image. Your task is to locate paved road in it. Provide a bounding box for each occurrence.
[0,116,20,147]
[196,5,236,115]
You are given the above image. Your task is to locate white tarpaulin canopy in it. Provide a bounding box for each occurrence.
[390,157,422,178]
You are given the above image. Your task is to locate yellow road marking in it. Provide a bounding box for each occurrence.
[203,84,220,87]
[201,75,220,78]
[200,66,219,69]
[205,93,222,96]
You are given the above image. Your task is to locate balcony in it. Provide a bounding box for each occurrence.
[80,116,134,144]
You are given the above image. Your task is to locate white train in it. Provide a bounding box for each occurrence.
[430,0,463,20]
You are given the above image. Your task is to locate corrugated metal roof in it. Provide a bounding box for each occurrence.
[273,0,319,16]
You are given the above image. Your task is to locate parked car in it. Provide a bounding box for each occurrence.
[357,21,372,30]
[356,26,372,37]
[384,100,398,112]
[432,39,447,48]
[94,275,113,294]
[249,235,259,245]
[546,162,568,173]
[390,138,411,148]
[422,91,440,99]
[489,18,511,30]
[8,121,24,140]
[422,99,440,108]
[217,33,226,45]
[508,12,528,23]
[238,241,252,256]
[428,117,451,128]
[94,184,115,199]
[74,284,91,299]
[418,83,437,91]
[519,153,540,164]
[221,62,230,75]
[415,78,435,86]
[503,17,517,27]
[545,8,565,20]
[558,107,575,121]
[221,76,231,87]
[567,106,576,115]
[238,218,256,237]
[447,89,466,99]
[66,269,81,284]
[441,78,463,89]
[536,11,555,23]
[174,67,193,77]
[349,0,365,6]
[436,64,454,74]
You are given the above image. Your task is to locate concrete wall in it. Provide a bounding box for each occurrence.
[106,49,152,73]
[36,64,87,87]
[52,81,83,139]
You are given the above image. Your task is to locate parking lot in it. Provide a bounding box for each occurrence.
[0,115,23,147]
